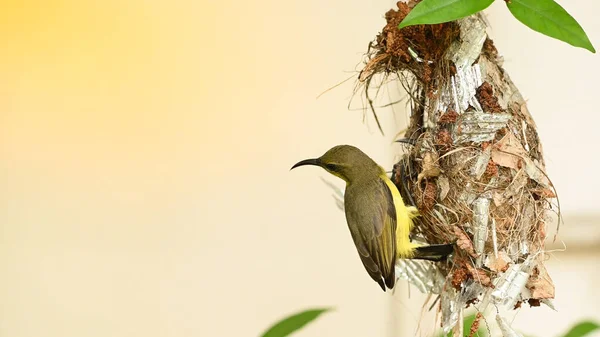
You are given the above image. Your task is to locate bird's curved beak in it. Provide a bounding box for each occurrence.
[290,158,320,170]
[394,138,416,145]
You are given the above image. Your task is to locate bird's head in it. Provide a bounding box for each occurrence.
[290,145,381,183]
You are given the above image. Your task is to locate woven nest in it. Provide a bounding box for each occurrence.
[356,1,559,334]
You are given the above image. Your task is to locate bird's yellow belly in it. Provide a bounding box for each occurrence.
[381,175,419,258]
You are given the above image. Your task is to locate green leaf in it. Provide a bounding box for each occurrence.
[506,0,596,53]
[399,0,494,29]
[260,308,332,337]
[561,321,600,337]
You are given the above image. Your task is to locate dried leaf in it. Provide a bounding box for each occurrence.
[524,157,551,188]
[453,226,477,257]
[531,187,556,198]
[485,252,510,272]
[438,175,450,201]
[491,132,527,170]
[451,264,470,289]
[418,152,441,183]
[526,264,555,299]
[518,102,535,127]
[493,169,528,206]
[465,263,492,286]
[493,191,505,207]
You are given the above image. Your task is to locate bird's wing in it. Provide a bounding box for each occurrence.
[344,178,397,290]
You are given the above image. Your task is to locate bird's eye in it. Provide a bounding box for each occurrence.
[325,164,337,171]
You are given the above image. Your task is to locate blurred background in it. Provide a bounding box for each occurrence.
[1,0,598,336]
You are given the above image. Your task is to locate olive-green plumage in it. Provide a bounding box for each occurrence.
[291,145,453,291]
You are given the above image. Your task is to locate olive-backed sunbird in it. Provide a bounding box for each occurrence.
[291,145,454,291]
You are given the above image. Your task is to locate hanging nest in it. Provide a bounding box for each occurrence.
[357,1,559,334]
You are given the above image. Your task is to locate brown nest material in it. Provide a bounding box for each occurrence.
[357,1,559,333]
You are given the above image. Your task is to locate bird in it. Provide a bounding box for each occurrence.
[291,145,454,291]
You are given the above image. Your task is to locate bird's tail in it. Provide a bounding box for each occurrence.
[412,243,454,262]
